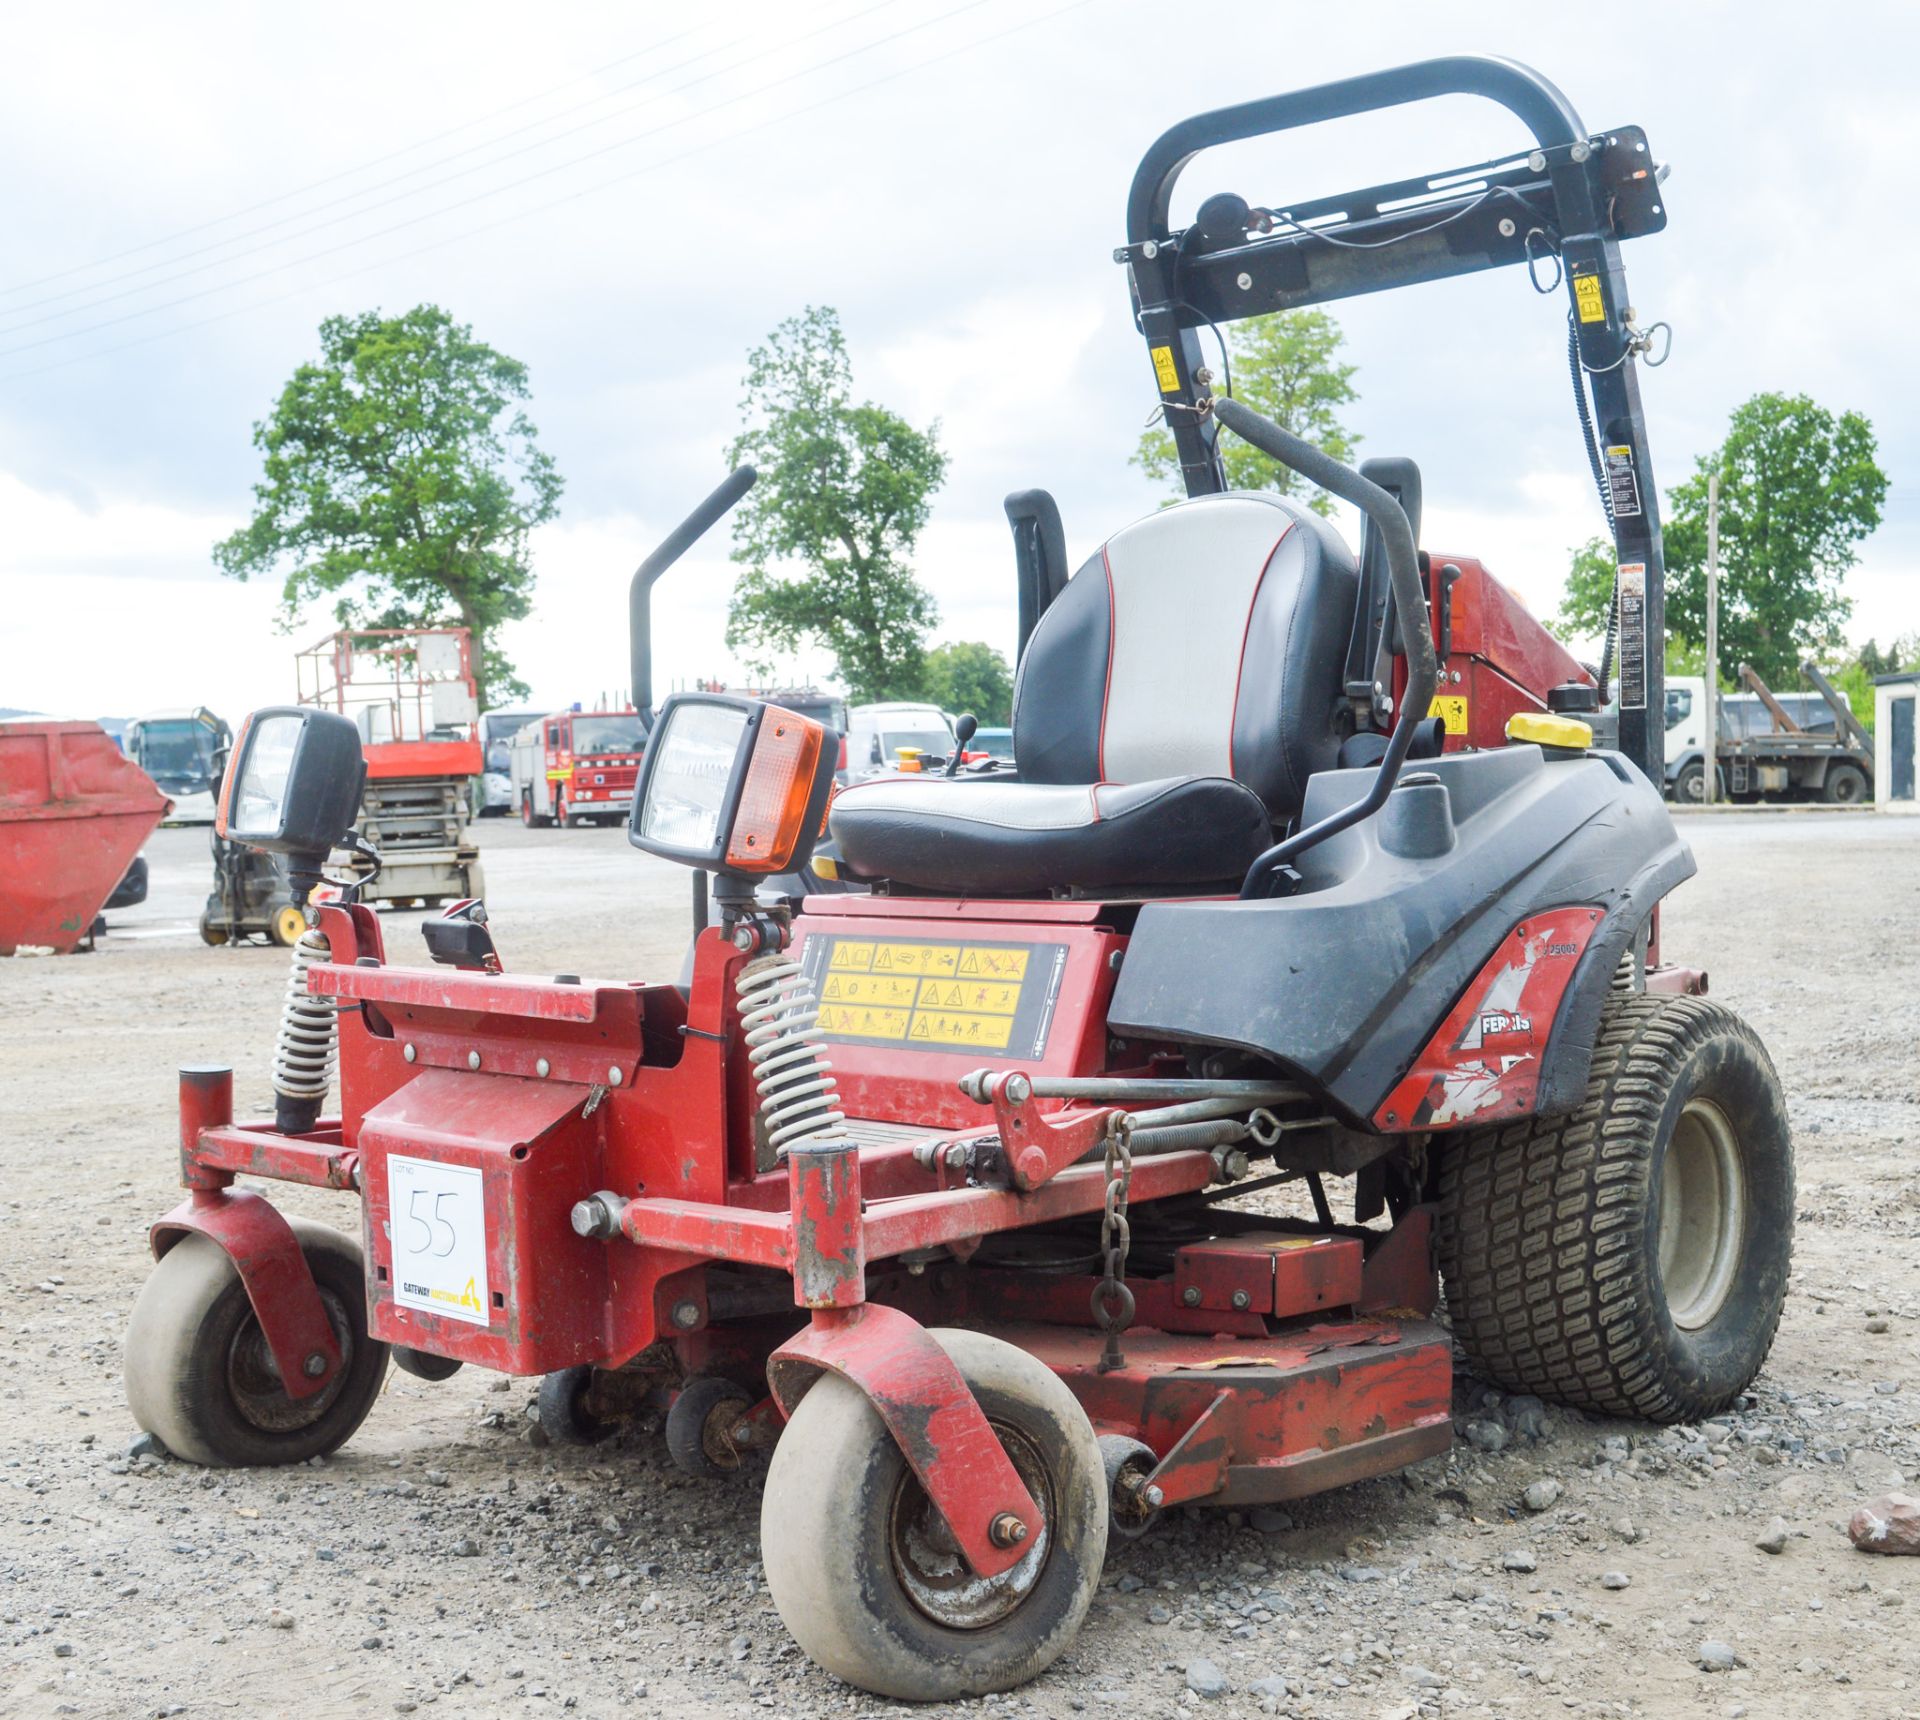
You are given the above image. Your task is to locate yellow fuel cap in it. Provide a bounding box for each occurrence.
[1506,711,1593,751]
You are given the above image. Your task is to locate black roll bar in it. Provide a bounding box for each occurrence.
[1126,56,1583,244]
[1211,399,1435,896]
[1120,55,1670,784]
[629,467,757,718]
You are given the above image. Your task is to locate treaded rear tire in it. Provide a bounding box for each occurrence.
[1436,994,1793,1423]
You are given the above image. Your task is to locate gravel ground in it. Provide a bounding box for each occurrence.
[3,811,1917,1719]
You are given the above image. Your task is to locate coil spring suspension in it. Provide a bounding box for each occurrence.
[272,924,339,1133]
[736,948,843,1160]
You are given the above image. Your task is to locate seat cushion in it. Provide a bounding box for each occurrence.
[830,774,1271,894]
[1011,492,1357,817]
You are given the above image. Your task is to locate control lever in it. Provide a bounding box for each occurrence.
[944,713,978,778]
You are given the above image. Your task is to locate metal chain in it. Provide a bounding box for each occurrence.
[1092,1113,1136,1373]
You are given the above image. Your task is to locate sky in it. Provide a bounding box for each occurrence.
[1,0,1913,723]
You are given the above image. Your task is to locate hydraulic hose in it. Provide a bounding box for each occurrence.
[1569,319,1619,703]
[1211,396,1437,896]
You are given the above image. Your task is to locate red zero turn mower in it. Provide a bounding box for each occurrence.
[128,59,1793,1701]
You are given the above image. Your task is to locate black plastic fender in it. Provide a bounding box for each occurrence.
[1106,746,1693,1127]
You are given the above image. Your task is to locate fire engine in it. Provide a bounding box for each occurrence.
[508,706,648,827]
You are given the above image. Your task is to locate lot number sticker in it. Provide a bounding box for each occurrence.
[389,1155,492,1326]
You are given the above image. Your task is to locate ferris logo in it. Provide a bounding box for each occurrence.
[1478,1010,1533,1037]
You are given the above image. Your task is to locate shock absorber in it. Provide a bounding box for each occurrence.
[272,921,339,1135]
[735,945,844,1161]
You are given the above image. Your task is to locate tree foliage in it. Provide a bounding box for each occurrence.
[724,306,946,703]
[921,641,1013,726]
[1663,393,1886,685]
[213,304,561,707]
[1135,309,1358,513]
[1551,535,1618,643]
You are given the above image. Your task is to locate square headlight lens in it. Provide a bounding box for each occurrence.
[638,702,749,854]
[230,713,304,837]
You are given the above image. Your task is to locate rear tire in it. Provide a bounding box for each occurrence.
[124,1219,388,1466]
[761,1329,1106,1702]
[198,914,229,947]
[1823,762,1869,805]
[269,904,307,947]
[1436,995,1793,1424]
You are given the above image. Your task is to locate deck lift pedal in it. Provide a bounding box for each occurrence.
[126,58,1792,1702]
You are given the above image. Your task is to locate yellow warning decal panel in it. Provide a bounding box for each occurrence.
[1572,272,1606,324]
[1429,695,1469,736]
[1150,344,1181,392]
[802,936,1070,1059]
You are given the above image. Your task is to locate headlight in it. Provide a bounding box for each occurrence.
[629,695,834,874]
[637,700,749,853]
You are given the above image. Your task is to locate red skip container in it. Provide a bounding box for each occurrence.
[0,721,170,955]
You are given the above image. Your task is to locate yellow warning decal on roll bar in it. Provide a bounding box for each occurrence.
[1150,344,1181,392]
[1572,271,1606,324]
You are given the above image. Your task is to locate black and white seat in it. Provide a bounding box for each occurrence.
[830,491,1358,893]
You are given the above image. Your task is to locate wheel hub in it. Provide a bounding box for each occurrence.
[1658,1097,1747,1330]
[226,1287,354,1433]
[889,1421,1054,1631]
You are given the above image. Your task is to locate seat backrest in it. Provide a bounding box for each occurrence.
[1011,492,1358,816]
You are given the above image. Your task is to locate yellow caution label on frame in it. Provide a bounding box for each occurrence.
[803,936,1070,1059]
[1429,695,1469,736]
[1150,344,1181,392]
[1572,272,1606,323]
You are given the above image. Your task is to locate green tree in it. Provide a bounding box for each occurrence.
[1551,535,1618,642]
[921,641,1013,725]
[213,304,561,708]
[724,306,946,703]
[1664,393,1887,685]
[1134,309,1358,513]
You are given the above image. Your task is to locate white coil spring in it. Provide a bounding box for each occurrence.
[736,949,843,1158]
[272,925,339,1103]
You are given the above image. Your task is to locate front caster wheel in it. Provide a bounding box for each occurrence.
[123,1218,388,1466]
[665,1375,753,1476]
[760,1329,1106,1702]
[1437,994,1793,1423]
[537,1365,619,1444]
[392,1346,462,1382]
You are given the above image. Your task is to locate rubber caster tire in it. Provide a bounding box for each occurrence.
[1437,994,1793,1424]
[665,1376,754,1476]
[1097,1433,1160,1539]
[124,1218,388,1467]
[198,915,229,947]
[761,1328,1106,1701]
[269,904,307,947]
[392,1346,463,1383]
[537,1366,618,1444]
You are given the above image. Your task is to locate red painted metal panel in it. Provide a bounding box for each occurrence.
[1414,557,1594,753]
[149,1189,343,1399]
[0,720,170,954]
[1358,1207,1436,1315]
[1374,906,1603,1132]
[1005,1317,1454,1505]
[768,1304,1041,1580]
[1175,1234,1364,1318]
[358,1069,614,1372]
